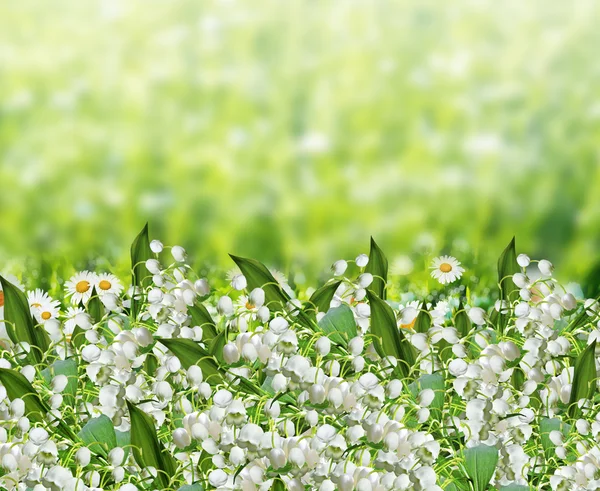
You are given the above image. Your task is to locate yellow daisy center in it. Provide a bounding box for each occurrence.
[0,291,4,307]
[440,263,453,273]
[31,302,42,308]
[98,280,111,291]
[245,301,255,310]
[41,311,52,320]
[76,280,90,293]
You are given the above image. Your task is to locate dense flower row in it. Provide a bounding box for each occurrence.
[1,229,600,491]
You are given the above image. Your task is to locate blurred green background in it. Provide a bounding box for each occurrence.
[2,0,600,286]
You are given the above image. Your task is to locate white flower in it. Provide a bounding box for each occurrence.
[150,240,163,253]
[65,271,97,304]
[538,259,554,277]
[27,289,60,323]
[145,259,162,275]
[269,317,289,335]
[171,245,187,262]
[332,260,348,276]
[96,273,124,297]
[517,254,531,267]
[208,469,228,487]
[217,296,234,316]
[356,254,369,268]
[467,307,486,326]
[75,447,91,467]
[430,256,465,285]
[230,274,247,291]
[358,273,373,288]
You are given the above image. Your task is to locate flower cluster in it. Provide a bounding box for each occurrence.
[0,231,600,491]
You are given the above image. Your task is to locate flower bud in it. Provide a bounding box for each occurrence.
[173,428,191,449]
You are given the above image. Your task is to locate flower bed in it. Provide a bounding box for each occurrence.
[0,227,599,491]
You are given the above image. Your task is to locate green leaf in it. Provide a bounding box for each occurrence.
[229,254,315,329]
[365,237,388,299]
[317,304,357,348]
[179,485,204,491]
[41,359,78,406]
[130,223,153,317]
[408,373,445,415]
[86,287,104,324]
[0,368,77,441]
[189,303,218,343]
[498,236,520,299]
[568,340,597,418]
[78,415,117,457]
[0,368,48,424]
[464,444,498,491]
[304,281,341,317]
[270,477,286,490]
[540,417,571,457]
[144,353,158,377]
[366,290,415,379]
[413,307,431,334]
[208,330,227,365]
[455,300,471,338]
[0,275,50,365]
[198,449,213,477]
[127,400,177,489]
[158,338,224,385]
[71,325,87,350]
[495,237,520,332]
[229,254,290,309]
[499,485,530,491]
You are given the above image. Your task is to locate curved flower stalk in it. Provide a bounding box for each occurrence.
[1,231,600,490]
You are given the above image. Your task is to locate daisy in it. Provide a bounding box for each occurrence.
[27,289,61,323]
[430,256,465,285]
[65,271,97,304]
[95,273,124,297]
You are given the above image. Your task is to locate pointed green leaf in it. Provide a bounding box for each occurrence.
[498,237,520,299]
[158,337,264,397]
[208,330,227,365]
[144,353,158,377]
[304,281,341,317]
[455,301,471,338]
[317,304,357,348]
[157,338,224,385]
[540,417,571,457]
[130,223,153,317]
[0,367,48,424]
[0,368,77,441]
[127,400,177,489]
[86,287,104,324]
[78,415,117,457]
[0,275,50,365]
[464,444,498,491]
[568,340,597,418]
[189,303,218,342]
[131,223,153,288]
[229,254,314,329]
[413,307,431,334]
[71,325,87,350]
[366,290,415,378]
[365,237,388,299]
[229,255,290,308]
